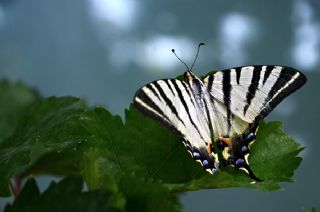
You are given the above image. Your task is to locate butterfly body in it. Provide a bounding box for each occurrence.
[134,66,306,181]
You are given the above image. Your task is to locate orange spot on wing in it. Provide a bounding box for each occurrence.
[217,137,232,147]
[207,141,212,154]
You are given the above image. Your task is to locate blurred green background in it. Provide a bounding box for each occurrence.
[0,0,319,211]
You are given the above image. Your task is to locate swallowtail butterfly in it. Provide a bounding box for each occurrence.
[133,44,307,181]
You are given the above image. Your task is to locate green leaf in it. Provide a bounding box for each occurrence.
[83,106,202,181]
[0,80,40,142]
[0,76,305,210]
[118,173,181,212]
[4,178,40,212]
[0,97,92,196]
[81,105,303,192]
[0,80,40,196]
[121,107,303,191]
[74,108,182,211]
[4,176,124,212]
[0,95,304,199]
[124,107,204,182]
[249,121,303,181]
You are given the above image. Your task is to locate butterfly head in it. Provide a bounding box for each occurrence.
[184,70,196,81]
[184,71,205,98]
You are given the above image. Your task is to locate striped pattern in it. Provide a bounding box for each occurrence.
[134,65,306,179]
[203,66,306,132]
[134,78,219,174]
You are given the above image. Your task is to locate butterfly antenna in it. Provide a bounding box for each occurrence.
[172,48,190,71]
[190,42,205,70]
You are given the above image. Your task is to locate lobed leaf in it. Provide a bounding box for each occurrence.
[0,97,304,196]
[121,107,303,192]
[79,105,303,192]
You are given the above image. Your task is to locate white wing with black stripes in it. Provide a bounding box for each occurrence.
[204,66,307,133]
[133,65,306,181]
[134,78,220,174]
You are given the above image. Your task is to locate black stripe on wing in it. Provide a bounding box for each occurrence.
[251,66,307,129]
[207,74,214,91]
[134,79,207,141]
[164,80,176,96]
[134,84,170,123]
[180,79,197,107]
[171,80,206,140]
[205,74,216,107]
[134,80,185,136]
[222,69,232,133]
[243,66,261,115]
[153,81,186,126]
[235,67,242,84]
[262,66,273,85]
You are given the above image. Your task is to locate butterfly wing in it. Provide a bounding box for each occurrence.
[204,66,307,131]
[133,66,306,180]
[203,65,306,180]
[134,79,219,174]
[202,90,250,139]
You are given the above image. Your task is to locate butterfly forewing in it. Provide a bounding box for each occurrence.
[204,66,307,130]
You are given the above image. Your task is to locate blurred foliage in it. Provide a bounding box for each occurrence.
[303,207,316,212]
[4,176,124,212]
[0,79,303,211]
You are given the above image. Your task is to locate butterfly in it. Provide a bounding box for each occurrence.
[133,44,307,181]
